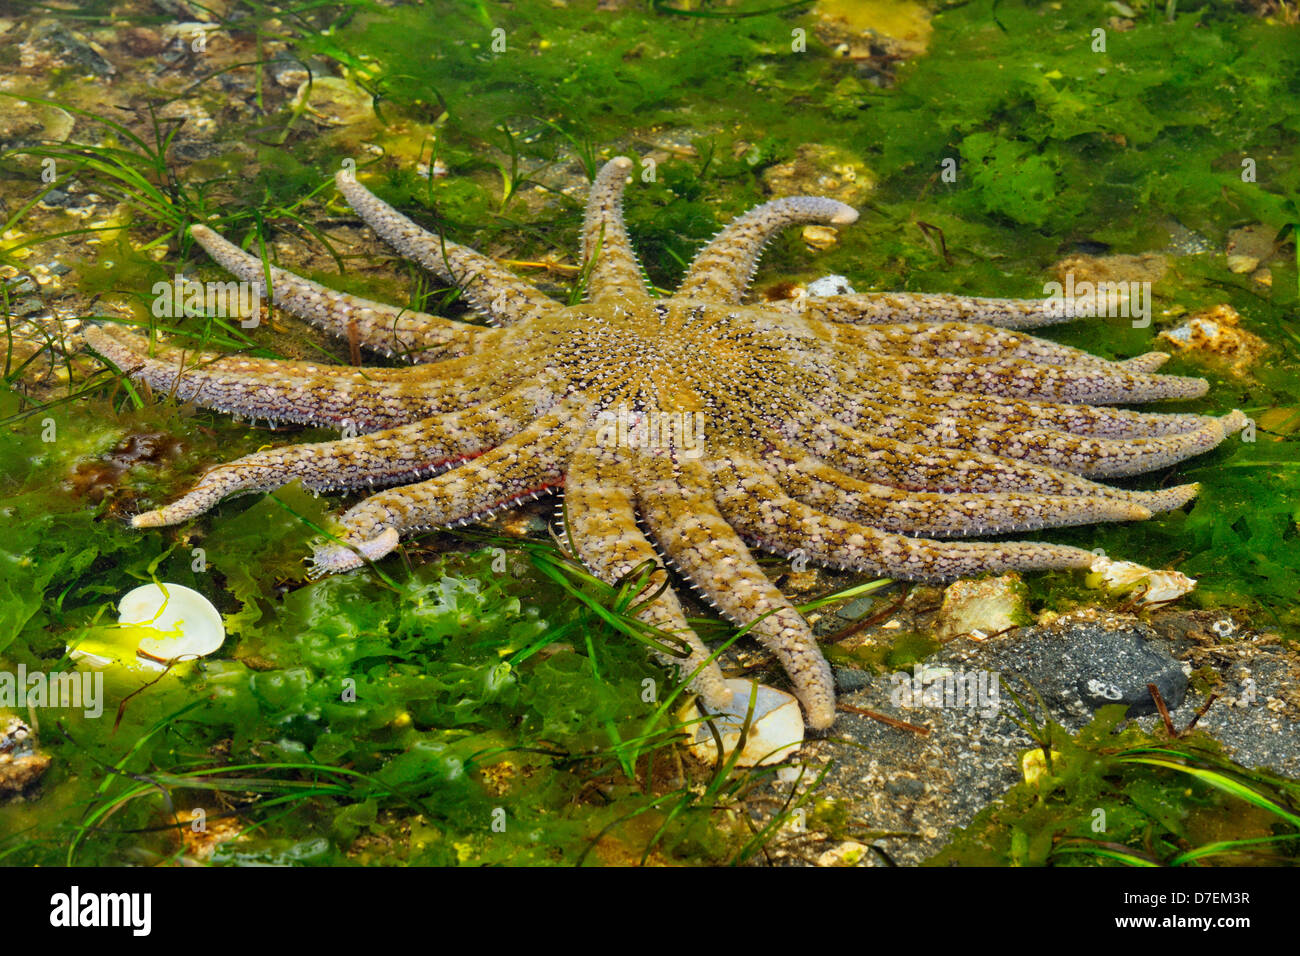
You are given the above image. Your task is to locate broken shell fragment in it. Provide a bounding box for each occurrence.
[806,274,856,298]
[69,583,225,670]
[123,583,225,664]
[1086,556,1196,606]
[801,224,841,250]
[681,678,805,767]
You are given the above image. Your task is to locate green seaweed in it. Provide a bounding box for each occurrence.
[929,704,1300,867]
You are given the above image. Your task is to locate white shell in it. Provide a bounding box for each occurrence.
[681,678,805,767]
[121,583,225,665]
[71,583,225,670]
[806,274,857,297]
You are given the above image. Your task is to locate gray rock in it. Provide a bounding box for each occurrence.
[29,22,115,77]
[1078,664,1187,717]
[171,141,228,162]
[832,666,872,693]
[10,297,46,317]
[837,596,876,620]
[991,619,1190,717]
[885,777,926,798]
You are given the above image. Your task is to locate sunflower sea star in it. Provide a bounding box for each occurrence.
[84,156,1245,730]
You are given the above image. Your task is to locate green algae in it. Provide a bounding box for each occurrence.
[928,704,1300,867]
[0,388,762,865]
[0,492,748,865]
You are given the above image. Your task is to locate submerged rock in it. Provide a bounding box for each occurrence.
[762,143,874,207]
[935,573,1028,641]
[0,717,51,796]
[1157,304,1267,377]
[0,100,75,148]
[813,0,933,61]
[23,21,116,77]
[784,610,1300,865]
[1052,252,1169,287]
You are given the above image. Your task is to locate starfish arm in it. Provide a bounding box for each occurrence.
[677,196,858,303]
[728,383,1154,500]
[581,157,652,302]
[565,433,733,710]
[633,449,836,730]
[886,410,1243,479]
[762,408,1157,499]
[810,320,1171,372]
[725,453,1155,535]
[843,354,1209,404]
[84,324,524,429]
[826,379,1214,439]
[335,170,557,327]
[817,392,1247,478]
[132,420,487,528]
[189,224,482,362]
[310,398,588,574]
[793,291,1102,329]
[86,324,429,430]
[131,377,569,527]
[712,460,1097,583]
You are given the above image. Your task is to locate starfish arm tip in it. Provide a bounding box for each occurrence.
[310,526,401,577]
[130,512,165,529]
[1142,482,1201,513]
[830,205,859,225]
[1121,351,1171,372]
[805,698,837,731]
[1222,409,1249,434]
